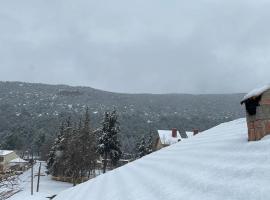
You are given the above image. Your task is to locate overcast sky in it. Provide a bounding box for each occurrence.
[0,0,270,94]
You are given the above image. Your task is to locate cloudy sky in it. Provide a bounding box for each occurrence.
[0,0,270,94]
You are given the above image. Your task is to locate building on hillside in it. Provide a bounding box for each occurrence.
[155,128,189,150]
[241,85,270,141]
[0,150,19,172]
[9,157,28,171]
[155,128,200,150]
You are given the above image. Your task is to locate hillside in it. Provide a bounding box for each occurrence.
[0,81,245,153]
[53,119,270,200]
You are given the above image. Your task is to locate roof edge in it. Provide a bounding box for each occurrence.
[241,84,270,104]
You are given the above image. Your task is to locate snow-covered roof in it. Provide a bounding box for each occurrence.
[0,150,14,156]
[185,131,194,138]
[54,118,270,200]
[241,84,270,103]
[157,130,181,145]
[9,158,27,163]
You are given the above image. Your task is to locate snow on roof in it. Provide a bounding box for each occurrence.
[54,118,270,200]
[157,130,181,145]
[241,84,270,103]
[186,131,194,138]
[9,158,27,163]
[0,150,14,156]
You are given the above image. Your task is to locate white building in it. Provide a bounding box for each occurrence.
[0,150,18,172]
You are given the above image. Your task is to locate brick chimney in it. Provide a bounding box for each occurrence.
[172,128,177,138]
[193,129,199,136]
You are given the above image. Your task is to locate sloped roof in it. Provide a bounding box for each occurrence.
[157,130,182,145]
[54,118,270,200]
[9,158,27,163]
[0,150,14,156]
[241,84,270,103]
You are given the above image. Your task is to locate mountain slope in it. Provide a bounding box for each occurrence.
[0,81,245,152]
[54,119,270,200]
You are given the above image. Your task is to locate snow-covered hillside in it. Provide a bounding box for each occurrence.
[54,118,270,200]
[0,81,245,154]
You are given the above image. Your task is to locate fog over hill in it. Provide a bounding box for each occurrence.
[0,81,245,153]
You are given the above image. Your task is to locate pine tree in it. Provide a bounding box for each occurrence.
[64,127,81,186]
[47,110,99,182]
[137,136,147,158]
[146,134,153,155]
[97,109,122,173]
[60,117,74,177]
[136,135,153,158]
[47,122,65,176]
[79,107,98,178]
[48,117,74,177]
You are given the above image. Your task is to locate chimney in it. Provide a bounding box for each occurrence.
[172,128,177,138]
[193,129,199,136]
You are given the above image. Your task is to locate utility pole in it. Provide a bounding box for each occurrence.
[31,150,34,195]
[36,162,41,192]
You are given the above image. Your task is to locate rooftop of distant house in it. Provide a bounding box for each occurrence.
[0,150,14,156]
[158,130,182,145]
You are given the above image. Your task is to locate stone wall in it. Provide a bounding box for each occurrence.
[247,89,270,141]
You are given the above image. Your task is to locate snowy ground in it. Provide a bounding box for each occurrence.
[7,162,72,200]
[54,118,270,200]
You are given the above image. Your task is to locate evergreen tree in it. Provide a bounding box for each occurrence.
[60,117,74,176]
[136,134,153,158]
[137,136,147,158]
[33,132,46,156]
[79,108,98,178]
[47,117,73,177]
[146,134,153,155]
[47,122,65,176]
[47,109,99,183]
[64,127,81,186]
[97,109,122,173]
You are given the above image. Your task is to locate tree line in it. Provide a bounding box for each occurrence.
[47,108,122,185]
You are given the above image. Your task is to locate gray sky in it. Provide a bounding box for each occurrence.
[0,0,270,94]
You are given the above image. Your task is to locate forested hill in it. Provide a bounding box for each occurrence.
[0,81,245,153]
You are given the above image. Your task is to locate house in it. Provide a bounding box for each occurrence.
[9,157,28,171]
[155,128,186,150]
[155,128,198,150]
[0,150,19,172]
[241,85,270,141]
